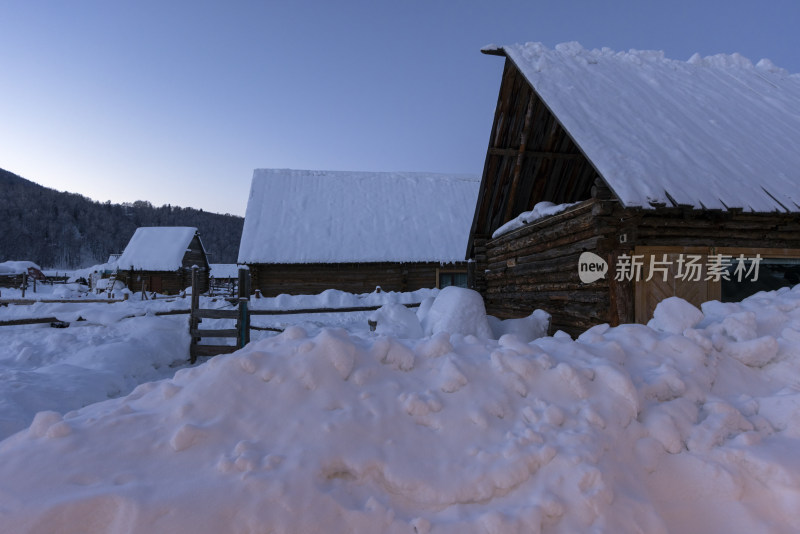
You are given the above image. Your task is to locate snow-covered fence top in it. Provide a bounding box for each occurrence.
[489,41,800,212]
[237,169,480,264]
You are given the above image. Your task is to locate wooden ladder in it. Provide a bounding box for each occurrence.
[105,271,117,298]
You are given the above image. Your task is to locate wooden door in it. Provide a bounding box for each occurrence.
[634,246,718,323]
[149,274,163,294]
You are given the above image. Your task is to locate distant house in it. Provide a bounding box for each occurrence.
[467,42,800,336]
[209,263,239,295]
[238,169,480,296]
[116,227,209,294]
[209,263,239,282]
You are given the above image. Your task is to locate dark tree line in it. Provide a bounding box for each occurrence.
[0,168,244,269]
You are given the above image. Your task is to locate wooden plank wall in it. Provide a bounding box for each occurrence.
[631,208,800,250]
[482,199,620,335]
[481,199,800,336]
[117,268,209,295]
[181,235,210,271]
[248,262,464,297]
[0,274,24,289]
[468,59,598,258]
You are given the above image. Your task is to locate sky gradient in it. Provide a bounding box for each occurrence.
[2,0,799,216]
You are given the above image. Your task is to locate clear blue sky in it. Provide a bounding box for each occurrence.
[2,0,798,216]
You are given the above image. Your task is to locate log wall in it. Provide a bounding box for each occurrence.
[480,199,620,335]
[0,274,24,289]
[248,262,465,297]
[477,198,800,337]
[117,268,209,295]
[630,208,800,250]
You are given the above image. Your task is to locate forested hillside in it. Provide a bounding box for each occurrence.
[0,168,244,269]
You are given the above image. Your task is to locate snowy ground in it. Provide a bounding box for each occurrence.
[1,282,799,533]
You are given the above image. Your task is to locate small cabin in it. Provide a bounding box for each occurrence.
[115,227,210,294]
[0,261,46,288]
[238,169,480,296]
[468,43,800,336]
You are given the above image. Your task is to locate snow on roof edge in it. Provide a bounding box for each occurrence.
[497,41,800,213]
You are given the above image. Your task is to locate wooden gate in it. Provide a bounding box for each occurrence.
[187,266,424,364]
[189,267,250,363]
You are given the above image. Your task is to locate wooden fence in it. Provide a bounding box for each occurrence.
[188,267,423,363]
[1,298,126,306]
[0,308,190,328]
[1,267,422,364]
[189,267,252,362]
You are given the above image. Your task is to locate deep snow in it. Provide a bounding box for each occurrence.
[1,281,799,533]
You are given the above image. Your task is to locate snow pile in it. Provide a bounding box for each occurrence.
[252,287,435,312]
[647,295,705,334]
[420,286,493,338]
[492,201,580,238]
[0,287,439,440]
[488,308,551,342]
[501,42,800,212]
[369,303,424,338]
[1,286,800,532]
[0,314,189,439]
[367,288,549,342]
[50,282,91,299]
[92,278,127,292]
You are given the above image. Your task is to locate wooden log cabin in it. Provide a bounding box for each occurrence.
[115,227,210,294]
[467,42,800,336]
[237,169,480,296]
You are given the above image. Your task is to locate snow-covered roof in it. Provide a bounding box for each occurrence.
[0,261,42,275]
[117,227,200,271]
[209,263,240,279]
[238,169,480,264]
[493,42,800,212]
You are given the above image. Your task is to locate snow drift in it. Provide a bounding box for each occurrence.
[1,286,800,532]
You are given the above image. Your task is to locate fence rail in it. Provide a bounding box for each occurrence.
[0,317,61,327]
[2,271,424,364]
[1,298,126,306]
[248,303,420,315]
[0,308,193,328]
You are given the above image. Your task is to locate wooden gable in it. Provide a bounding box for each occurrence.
[468,57,604,257]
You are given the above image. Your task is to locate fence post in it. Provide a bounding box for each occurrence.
[467,259,476,289]
[237,266,250,348]
[189,266,200,363]
[237,266,250,299]
[238,297,250,348]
